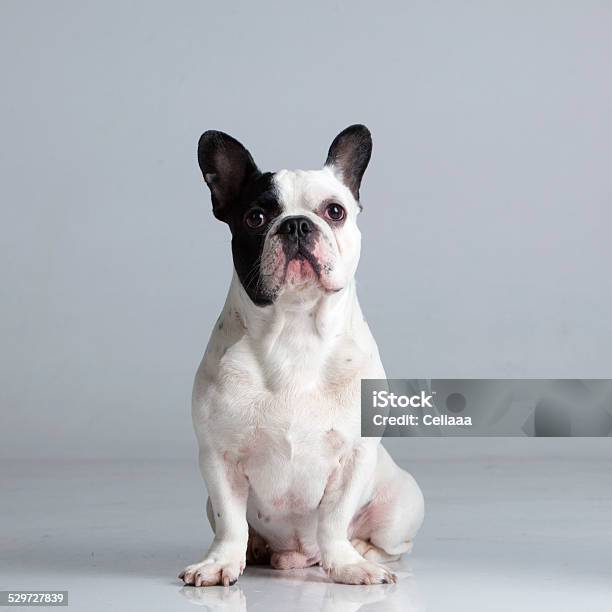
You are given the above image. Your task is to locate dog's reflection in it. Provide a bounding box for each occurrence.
[178,562,424,612]
[180,583,246,610]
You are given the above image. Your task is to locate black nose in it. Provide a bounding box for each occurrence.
[276,216,314,240]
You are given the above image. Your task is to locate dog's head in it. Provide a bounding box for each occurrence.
[198,125,371,306]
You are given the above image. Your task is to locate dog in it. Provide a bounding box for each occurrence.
[179,125,424,587]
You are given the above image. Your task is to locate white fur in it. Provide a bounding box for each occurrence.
[180,168,424,587]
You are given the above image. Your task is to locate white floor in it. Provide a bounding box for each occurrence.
[2,440,611,611]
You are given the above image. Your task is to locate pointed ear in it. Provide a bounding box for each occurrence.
[324,124,372,201]
[197,131,259,222]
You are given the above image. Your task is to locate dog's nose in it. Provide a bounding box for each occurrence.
[276,216,314,240]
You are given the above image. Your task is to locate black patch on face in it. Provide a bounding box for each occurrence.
[198,131,283,306]
[227,172,282,305]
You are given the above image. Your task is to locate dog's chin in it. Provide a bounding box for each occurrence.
[279,256,345,299]
[285,256,318,287]
[257,251,346,305]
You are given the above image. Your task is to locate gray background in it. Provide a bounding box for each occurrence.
[1,1,612,460]
[2,4,611,611]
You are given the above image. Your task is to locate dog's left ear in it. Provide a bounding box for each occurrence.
[324,124,372,201]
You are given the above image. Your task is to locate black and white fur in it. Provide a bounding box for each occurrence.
[179,125,424,587]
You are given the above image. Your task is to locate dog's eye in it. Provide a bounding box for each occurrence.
[245,209,267,229]
[324,203,345,221]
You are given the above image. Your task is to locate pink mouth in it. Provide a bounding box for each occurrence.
[285,256,317,282]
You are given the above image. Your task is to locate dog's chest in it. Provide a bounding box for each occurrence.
[241,403,355,513]
[213,380,361,513]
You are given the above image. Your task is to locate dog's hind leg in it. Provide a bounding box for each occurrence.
[349,446,424,561]
[350,538,402,563]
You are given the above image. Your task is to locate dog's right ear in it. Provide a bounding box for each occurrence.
[197,131,259,222]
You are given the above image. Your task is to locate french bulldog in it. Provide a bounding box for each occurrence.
[179,125,424,587]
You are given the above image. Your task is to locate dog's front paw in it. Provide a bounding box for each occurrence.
[327,560,397,585]
[179,556,245,587]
